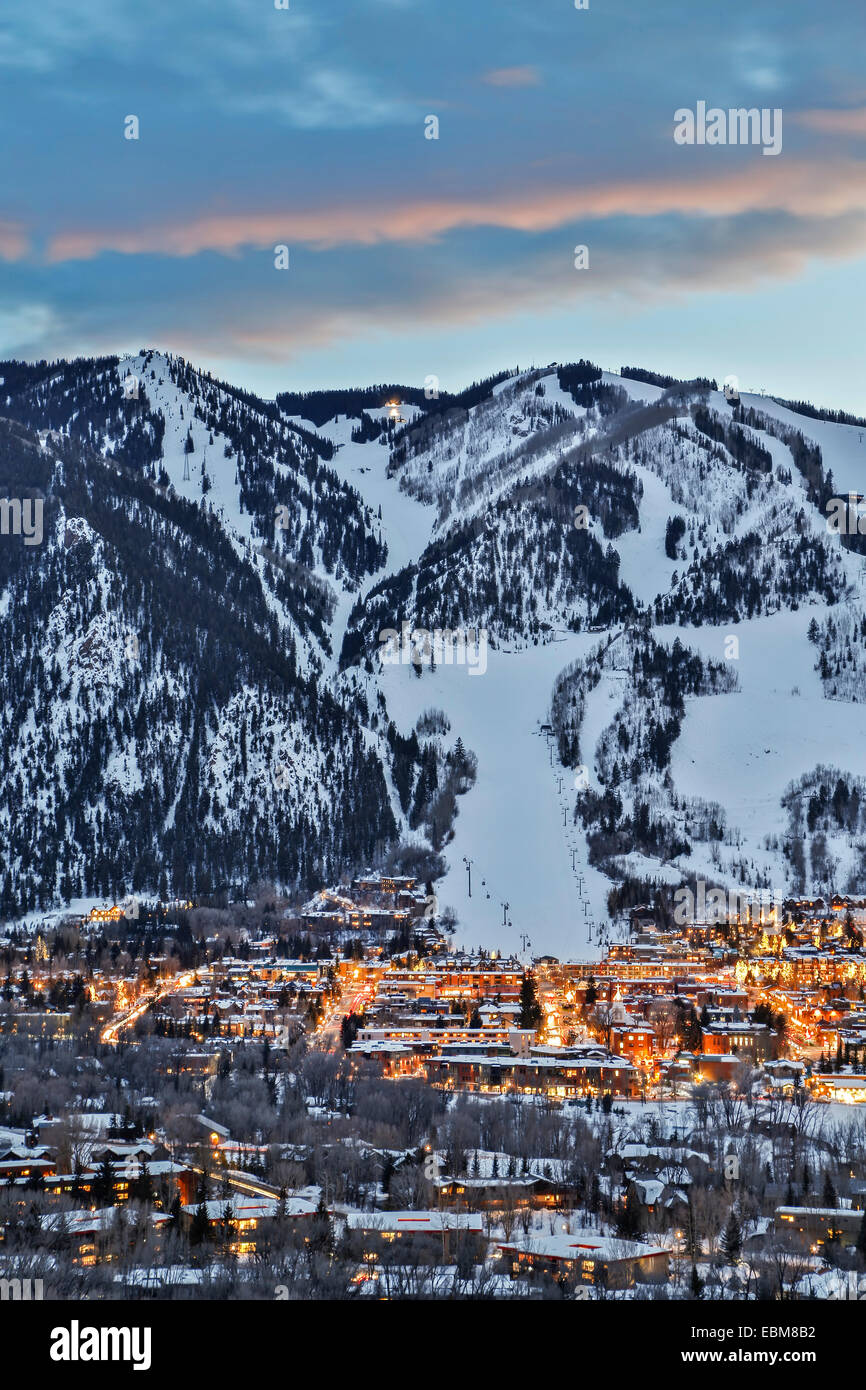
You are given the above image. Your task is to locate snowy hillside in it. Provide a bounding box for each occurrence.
[2,350,866,956]
[333,362,866,954]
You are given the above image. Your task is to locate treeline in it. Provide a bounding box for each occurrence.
[653,530,842,626]
[386,725,477,852]
[0,354,164,473]
[553,631,737,875]
[557,361,624,415]
[693,406,773,473]
[770,396,866,430]
[781,766,866,895]
[620,366,717,390]
[276,369,515,430]
[743,405,866,560]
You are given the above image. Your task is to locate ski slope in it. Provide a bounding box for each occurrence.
[322,366,866,946]
[742,392,866,497]
[378,633,611,960]
[663,608,866,892]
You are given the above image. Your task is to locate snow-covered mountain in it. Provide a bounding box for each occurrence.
[3,350,866,957]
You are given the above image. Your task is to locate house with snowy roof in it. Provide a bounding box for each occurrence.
[345,1209,485,1262]
[498,1228,668,1288]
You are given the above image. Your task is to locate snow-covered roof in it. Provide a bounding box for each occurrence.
[345,1210,483,1234]
[498,1230,666,1263]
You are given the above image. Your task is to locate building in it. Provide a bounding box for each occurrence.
[809,1073,866,1103]
[701,1021,774,1062]
[774,1205,864,1251]
[182,1196,317,1256]
[424,1049,638,1098]
[498,1230,668,1287]
[345,1210,485,1262]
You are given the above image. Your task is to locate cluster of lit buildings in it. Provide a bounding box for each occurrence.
[340,891,866,1103]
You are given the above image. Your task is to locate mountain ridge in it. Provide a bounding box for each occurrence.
[2,349,866,954]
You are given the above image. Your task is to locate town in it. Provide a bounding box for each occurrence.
[2,876,866,1300]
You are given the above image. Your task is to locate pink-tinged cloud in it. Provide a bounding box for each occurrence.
[0,222,30,260]
[179,216,866,365]
[45,157,866,263]
[793,107,866,137]
[481,66,540,88]
[33,211,866,370]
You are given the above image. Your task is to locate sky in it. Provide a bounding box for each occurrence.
[0,0,864,410]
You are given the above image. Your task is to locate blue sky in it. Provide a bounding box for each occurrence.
[1,0,864,409]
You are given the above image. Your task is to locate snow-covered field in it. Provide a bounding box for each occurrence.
[379,634,612,959]
[662,608,866,891]
[613,461,679,605]
[292,408,437,579]
[744,391,866,497]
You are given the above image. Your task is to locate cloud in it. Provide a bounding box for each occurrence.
[0,222,29,260]
[44,157,866,263]
[193,211,866,369]
[0,302,62,354]
[0,2,139,73]
[481,66,540,88]
[228,66,418,130]
[792,107,866,137]
[28,205,866,375]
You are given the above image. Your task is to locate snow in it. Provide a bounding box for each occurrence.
[120,352,255,546]
[663,607,866,892]
[612,462,679,606]
[326,368,866,947]
[741,391,866,497]
[314,413,438,579]
[378,633,612,959]
[602,371,664,404]
[15,351,866,939]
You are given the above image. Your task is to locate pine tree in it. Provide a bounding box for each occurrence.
[617,1187,643,1239]
[189,1201,210,1246]
[720,1210,742,1263]
[94,1154,116,1206]
[167,1193,182,1231]
[132,1159,154,1204]
[309,1194,334,1254]
[518,973,542,1029]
